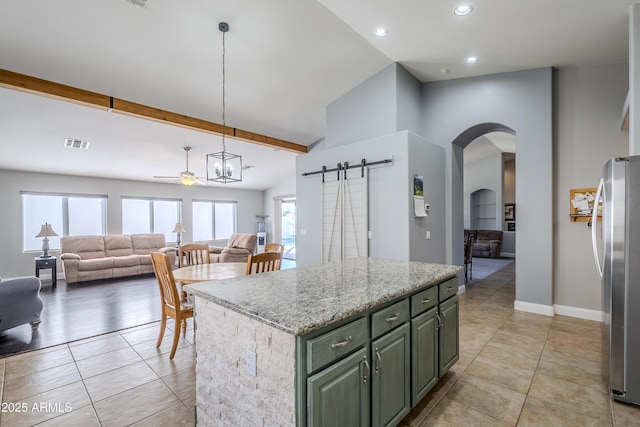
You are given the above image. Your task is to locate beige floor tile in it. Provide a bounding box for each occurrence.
[76,345,144,379]
[144,345,195,377]
[463,354,534,394]
[476,340,541,372]
[527,372,610,421]
[444,375,527,424]
[0,380,91,427]
[162,366,196,403]
[420,396,513,427]
[518,396,611,427]
[2,362,80,402]
[120,323,169,346]
[69,335,130,361]
[93,379,182,426]
[399,371,460,427]
[35,404,101,426]
[537,347,606,390]
[4,346,74,381]
[130,402,195,427]
[83,360,158,402]
[611,400,640,426]
[132,332,192,360]
[67,331,121,347]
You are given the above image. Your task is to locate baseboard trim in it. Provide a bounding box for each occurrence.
[554,304,603,322]
[500,252,515,258]
[514,300,554,317]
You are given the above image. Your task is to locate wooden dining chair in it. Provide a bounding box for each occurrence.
[178,243,210,267]
[245,251,282,275]
[264,243,285,269]
[151,252,194,360]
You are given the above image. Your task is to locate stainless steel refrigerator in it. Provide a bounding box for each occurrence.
[592,155,640,405]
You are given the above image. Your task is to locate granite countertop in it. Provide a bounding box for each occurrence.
[185,257,461,336]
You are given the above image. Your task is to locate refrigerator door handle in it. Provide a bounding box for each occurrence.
[591,177,604,280]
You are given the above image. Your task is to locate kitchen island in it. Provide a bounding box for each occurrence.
[185,257,461,426]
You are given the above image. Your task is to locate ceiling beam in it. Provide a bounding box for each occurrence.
[0,69,308,154]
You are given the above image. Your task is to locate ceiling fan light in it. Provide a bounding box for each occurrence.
[180,171,198,186]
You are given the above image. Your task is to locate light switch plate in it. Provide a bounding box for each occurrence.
[247,350,257,377]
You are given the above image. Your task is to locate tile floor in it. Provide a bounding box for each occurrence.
[1,261,640,426]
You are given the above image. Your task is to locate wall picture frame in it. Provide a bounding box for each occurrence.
[504,203,515,221]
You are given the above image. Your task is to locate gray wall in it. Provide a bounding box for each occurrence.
[463,143,503,230]
[0,170,264,279]
[554,63,629,314]
[325,63,422,149]
[422,68,554,309]
[296,131,445,267]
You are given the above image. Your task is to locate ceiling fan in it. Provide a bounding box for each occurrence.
[154,146,204,186]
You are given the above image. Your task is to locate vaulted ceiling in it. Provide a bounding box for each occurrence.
[0,0,633,190]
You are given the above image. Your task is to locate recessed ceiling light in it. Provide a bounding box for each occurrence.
[374,27,388,37]
[454,5,473,16]
[465,56,478,64]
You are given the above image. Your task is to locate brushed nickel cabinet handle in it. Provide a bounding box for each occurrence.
[385,313,400,322]
[436,313,442,330]
[331,336,353,349]
[363,355,370,384]
[446,286,453,291]
[375,348,382,375]
[421,298,431,304]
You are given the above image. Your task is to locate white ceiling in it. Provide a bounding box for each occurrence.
[0,0,634,190]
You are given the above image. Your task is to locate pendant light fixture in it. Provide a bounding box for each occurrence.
[207,21,242,183]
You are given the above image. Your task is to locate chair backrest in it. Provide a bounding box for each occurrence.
[464,232,475,263]
[178,243,210,267]
[151,252,180,309]
[264,243,284,269]
[246,251,282,275]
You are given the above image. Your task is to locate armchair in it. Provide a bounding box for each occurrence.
[0,276,44,332]
[472,230,503,258]
[209,233,257,263]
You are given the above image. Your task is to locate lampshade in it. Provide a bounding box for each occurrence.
[35,223,58,238]
[171,223,187,233]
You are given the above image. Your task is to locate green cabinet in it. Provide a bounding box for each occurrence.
[411,307,438,405]
[301,277,459,427]
[438,295,459,375]
[307,347,371,427]
[372,323,411,427]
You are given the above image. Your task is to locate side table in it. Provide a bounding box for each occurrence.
[35,255,57,288]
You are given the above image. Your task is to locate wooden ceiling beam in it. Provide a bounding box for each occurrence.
[0,69,308,154]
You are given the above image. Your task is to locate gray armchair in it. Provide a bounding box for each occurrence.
[0,276,44,332]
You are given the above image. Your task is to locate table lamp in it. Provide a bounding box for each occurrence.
[172,222,186,247]
[35,222,58,258]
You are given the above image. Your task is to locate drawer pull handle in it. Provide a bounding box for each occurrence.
[331,336,353,349]
[446,286,453,291]
[385,313,400,322]
[421,298,431,304]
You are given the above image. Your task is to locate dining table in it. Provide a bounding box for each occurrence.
[173,262,247,285]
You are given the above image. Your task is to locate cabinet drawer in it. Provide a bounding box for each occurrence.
[438,277,458,302]
[307,317,368,374]
[410,286,438,317]
[371,299,409,339]
[37,258,56,268]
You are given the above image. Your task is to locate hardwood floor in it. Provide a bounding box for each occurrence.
[0,275,161,359]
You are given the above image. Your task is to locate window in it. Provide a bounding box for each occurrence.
[122,197,181,243]
[22,192,107,252]
[193,200,237,241]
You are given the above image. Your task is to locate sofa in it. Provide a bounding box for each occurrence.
[209,233,257,263]
[60,234,176,284]
[0,276,43,332]
[466,229,503,258]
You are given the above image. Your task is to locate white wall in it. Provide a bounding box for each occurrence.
[464,144,503,230]
[554,63,629,314]
[0,170,264,278]
[296,132,408,266]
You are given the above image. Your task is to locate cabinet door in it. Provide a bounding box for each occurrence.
[439,295,459,376]
[307,347,370,427]
[411,307,438,406]
[372,323,411,427]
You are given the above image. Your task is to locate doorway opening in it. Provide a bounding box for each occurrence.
[281,198,296,262]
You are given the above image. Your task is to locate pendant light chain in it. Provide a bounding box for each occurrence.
[221,26,226,153]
